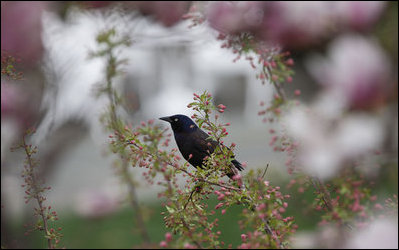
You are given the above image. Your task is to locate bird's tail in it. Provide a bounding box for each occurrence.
[232,159,244,171]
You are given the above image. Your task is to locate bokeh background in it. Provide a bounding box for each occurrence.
[1,1,398,248]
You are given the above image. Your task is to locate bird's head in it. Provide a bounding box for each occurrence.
[159,114,198,133]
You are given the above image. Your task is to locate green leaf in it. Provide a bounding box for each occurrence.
[165,205,175,214]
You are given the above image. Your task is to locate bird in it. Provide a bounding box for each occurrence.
[159,114,244,179]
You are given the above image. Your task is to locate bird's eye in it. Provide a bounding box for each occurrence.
[174,118,179,122]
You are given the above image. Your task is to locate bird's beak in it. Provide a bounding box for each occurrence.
[159,116,172,123]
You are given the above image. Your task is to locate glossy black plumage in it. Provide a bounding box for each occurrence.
[159,114,243,177]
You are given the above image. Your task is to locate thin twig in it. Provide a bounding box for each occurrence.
[22,135,53,249]
[120,158,151,243]
[310,176,353,231]
[242,183,285,249]
[262,67,287,101]
[106,53,150,244]
[184,188,196,210]
[261,164,270,179]
[181,220,203,249]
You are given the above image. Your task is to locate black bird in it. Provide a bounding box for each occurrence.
[159,114,243,178]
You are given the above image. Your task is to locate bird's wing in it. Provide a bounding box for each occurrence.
[194,129,243,171]
[174,130,211,168]
[189,129,217,159]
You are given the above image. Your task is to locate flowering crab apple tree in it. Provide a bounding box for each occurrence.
[90,29,296,248]
[110,92,296,249]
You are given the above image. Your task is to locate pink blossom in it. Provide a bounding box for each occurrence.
[206,2,264,34]
[333,2,387,31]
[241,233,247,241]
[218,104,227,109]
[1,82,38,130]
[206,2,386,49]
[286,58,295,66]
[1,2,48,67]
[283,104,384,179]
[159,241,168,248]
[256,203,266,211]
[352,201,363,212]
[165,232,172,242]
[239,243,251,249]
[306,34,391,110]
[258,2,333,48]
[215,202,224,210]
[232,174,242,181]
[184,243,196,249]
[271,75,279,81]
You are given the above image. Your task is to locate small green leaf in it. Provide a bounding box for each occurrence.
[165,205,175,214]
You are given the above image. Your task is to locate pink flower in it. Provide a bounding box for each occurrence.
[184,243,196,249]
[286,58,295,66]
[232,174,242,181]
[206,2,386,49]
[333,2,387,31]
[159,241,168,248]
[1,2,48,67]
[259,2,333,48]
[165,232,172,242]
[239,243,251,249]
[206,2,264,34]
[215,202,224,209]
[306,34,391,110]
[256,203,266,211]
[241,233,247,241]
[218,104,227,109]
[283,94,384,179]
[1,82,38,130]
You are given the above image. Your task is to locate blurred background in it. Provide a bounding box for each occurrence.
[1,1,397,248]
